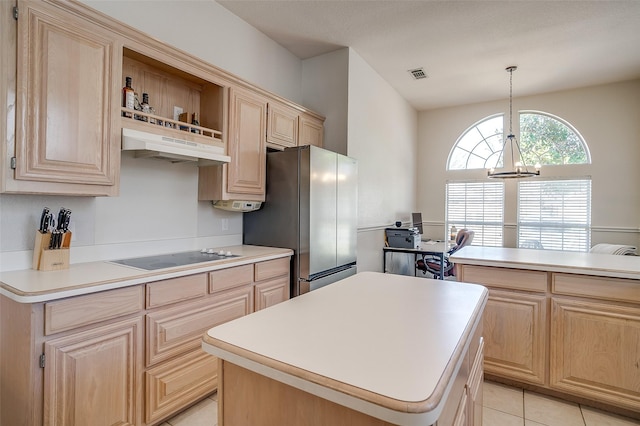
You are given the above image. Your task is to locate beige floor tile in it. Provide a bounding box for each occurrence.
[524,421,548,426]
[159,423,171,426]
[581,406,640,426]
[167,397,217,426]
[209,391,218,402]
[483,406,524,426]
[484,380,524,417]
[524,391,585,426]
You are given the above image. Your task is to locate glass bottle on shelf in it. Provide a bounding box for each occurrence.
[191,113,200,134]
[139,93,150,122]
[450,225,457,242]
[122,77,135,118]
[140,93,157,124]
[133,92,143,121]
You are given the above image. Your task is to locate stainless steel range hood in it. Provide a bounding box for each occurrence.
[121,128,231,165]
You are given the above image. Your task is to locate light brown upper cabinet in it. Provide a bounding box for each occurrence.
[266,101,298,150]
[266,101,326,150]
[199,87,267,201]
[8,0,122,196]
[299,112,324,148]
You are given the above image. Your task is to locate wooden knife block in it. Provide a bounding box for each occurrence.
[32,231,72,271]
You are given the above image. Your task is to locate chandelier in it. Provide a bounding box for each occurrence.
[488,66,541,179]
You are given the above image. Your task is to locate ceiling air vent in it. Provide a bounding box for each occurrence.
[408,67,428,80]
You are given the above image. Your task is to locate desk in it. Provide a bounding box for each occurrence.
[383,241,451,280]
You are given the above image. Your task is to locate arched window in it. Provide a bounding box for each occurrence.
[519,111,590,166]
[446,111,592,251]
[447,115,503,170]
[447,111,590,170]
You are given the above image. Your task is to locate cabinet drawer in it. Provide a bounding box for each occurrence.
[145,349,217,424]
[254,257,290,282]
[254,276,290,311]
[460,265,548,293]
[552,273,640,304]
[45,286,143,335]
[146,285,253,366]
[209,264,253,293]
[146,274,207,309]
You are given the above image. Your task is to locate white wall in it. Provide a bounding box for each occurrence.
[302,48,349,155]
[417,79,640,247]
[0,0,305,271]
[346,49,419,272]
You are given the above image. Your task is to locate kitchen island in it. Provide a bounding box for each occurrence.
[450,246,640,419]
[202,271,488,426]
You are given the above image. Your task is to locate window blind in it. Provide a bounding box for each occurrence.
[446,181,504,246]
[517,178,591,252]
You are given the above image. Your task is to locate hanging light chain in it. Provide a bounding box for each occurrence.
[507,65,516,136]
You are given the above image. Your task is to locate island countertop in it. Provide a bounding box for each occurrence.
[0,245,292,303]
[450,246,640,280]
[202,271,488,425]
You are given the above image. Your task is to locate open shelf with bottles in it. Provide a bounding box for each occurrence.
[121,47,225,150]
[120,107,223,149]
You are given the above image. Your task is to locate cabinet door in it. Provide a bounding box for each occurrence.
[267,102,298,149]
[145,349,217,424]
[15,0,120,195]
[484,289,547,385]
[227,87,267,196]
[551,297,640,412]
[43,317,143,426]
[255,276,290,311]
[467,338,484,426]
[299,113,324,147]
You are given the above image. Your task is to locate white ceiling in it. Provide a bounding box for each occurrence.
[217,0,640,111]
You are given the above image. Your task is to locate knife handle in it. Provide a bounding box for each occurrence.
[39,207,50,233]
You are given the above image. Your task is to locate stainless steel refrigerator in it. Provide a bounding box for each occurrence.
[243,145,358,297]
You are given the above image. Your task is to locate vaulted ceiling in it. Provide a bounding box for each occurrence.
[218,0,640,110]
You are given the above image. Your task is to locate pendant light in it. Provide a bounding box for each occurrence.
[488,66,541,179]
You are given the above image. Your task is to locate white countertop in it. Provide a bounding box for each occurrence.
[202,271,488,425]
[450,246,640,280]
[0,245,292,303]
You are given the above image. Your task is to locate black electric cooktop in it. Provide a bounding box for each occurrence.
[111,250,240,271]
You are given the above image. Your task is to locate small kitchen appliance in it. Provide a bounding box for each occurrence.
[385,227,420,249]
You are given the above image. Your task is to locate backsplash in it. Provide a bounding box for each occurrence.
[0,153,242,271]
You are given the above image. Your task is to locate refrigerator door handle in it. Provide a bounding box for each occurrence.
[299,263,357,294]
[303,262,357,282]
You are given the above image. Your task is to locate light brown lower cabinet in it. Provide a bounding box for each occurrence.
[0,255,291,426]
[483,289,547,385]
[437,328,483,426]
[254,276,289,311]
[550,297,640,412]
[145,349,217,425]
[44,317,144,426]
[458,264,640,417]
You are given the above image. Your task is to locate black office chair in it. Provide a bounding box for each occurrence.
[416,229,474,278]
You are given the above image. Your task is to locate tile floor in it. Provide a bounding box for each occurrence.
[160,380,640,426]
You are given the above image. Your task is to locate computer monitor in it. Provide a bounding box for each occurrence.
[412,212,423,234]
